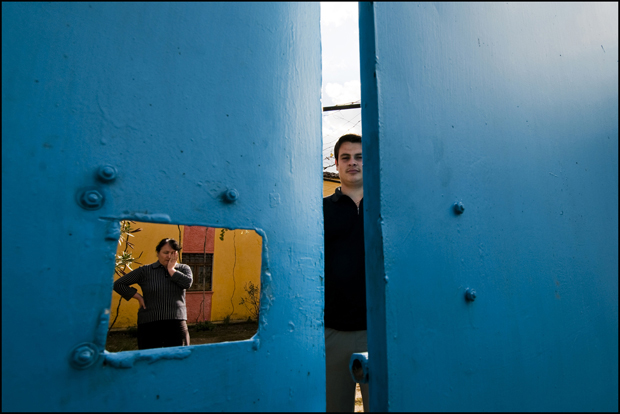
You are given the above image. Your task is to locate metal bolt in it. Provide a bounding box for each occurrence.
[70,343,99,369]
[77,348,94,362]
[86,192,100,204]
[465,288,477,302]
[97,164,117,182]
[454,202,465,215]
[77,188,105,210]
[349,352,369,384]
[223,188,239,203]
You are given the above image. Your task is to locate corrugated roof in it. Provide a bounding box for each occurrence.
[323,171,340,182]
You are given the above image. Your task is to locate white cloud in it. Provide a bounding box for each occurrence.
[323,81,361,106]
[320,2,357,28]
[321,2,360,107]
[321,1,361,172]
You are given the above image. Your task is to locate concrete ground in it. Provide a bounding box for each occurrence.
[355,384,363,412]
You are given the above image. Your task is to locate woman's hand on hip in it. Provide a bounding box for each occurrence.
[133,293,146,309]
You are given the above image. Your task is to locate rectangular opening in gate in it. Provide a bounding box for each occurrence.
[106,220,262,352]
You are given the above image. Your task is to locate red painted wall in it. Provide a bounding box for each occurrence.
[183,226,215,254]
[187,291,213,322]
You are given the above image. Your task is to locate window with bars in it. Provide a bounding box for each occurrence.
[183,253,213,291]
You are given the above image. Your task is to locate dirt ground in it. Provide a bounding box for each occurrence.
[105,321,258,352]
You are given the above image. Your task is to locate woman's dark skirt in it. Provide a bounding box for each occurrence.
[137,319,190,350]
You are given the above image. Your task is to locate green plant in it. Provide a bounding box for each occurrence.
[239,281,260,322]
[114,221,143,277]
[222,315,231,326]
[108,220,143,332]
[219,228,228,241]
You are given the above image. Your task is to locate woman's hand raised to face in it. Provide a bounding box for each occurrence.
[167,250,178,275]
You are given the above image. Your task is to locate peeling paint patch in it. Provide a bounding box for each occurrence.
[104,221,121,240]
[270,192,281,207]
[249,227,270,344]
[204,180,226,199]
[94,309,110,349]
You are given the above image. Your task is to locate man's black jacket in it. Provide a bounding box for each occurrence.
[323,187,367,331]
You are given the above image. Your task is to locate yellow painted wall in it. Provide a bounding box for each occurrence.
[210,229,263,322]
[109,222,263,328]
[110,180,334,329]
[109,222,183,329]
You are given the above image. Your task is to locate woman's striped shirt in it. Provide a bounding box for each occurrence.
[113,261,193,325]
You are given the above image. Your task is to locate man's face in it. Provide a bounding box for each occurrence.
[335,142,363,186]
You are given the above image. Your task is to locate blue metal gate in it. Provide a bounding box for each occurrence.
[360,2,618,411]
[3,2,618,412]
[2,3,323,411]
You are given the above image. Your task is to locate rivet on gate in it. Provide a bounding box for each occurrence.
[223,188,239,203]
[97,164,117,182]
[465,288,477,302]
[69,342,99,370]
[454,202,465,215]
[77,188,105,210]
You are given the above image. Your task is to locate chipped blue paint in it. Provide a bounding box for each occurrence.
[361,2,618,411]
[94,309,111,350]
[2,2,323,411]
[125,213,172,223]
[104,220,122,241]
[103,347,193,369]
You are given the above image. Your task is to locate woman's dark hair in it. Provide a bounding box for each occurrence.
[334,133,362,161]
[156,238,182,253]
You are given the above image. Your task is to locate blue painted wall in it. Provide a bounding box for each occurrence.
[2,2,323,411]
[361,2,618,411]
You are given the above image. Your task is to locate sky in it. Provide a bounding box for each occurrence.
[320,2,362,172]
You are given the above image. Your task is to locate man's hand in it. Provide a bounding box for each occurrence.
[133,293,146,309]
[167,250,178,275]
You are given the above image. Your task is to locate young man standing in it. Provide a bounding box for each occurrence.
[323,134,369,412]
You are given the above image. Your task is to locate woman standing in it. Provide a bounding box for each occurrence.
[114,238,193,349]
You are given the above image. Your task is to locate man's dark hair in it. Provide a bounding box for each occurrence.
[334,133,362,161]
[156,238,182,253]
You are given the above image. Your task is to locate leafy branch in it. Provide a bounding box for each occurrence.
[114,220,143,276]
[239,281,260,322]
[109,220,143,333]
